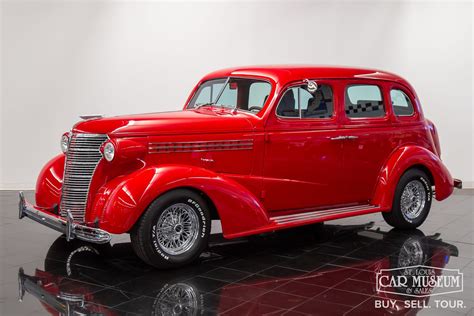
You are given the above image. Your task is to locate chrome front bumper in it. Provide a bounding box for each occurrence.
[18,192,111,244]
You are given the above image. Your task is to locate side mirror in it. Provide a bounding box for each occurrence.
[304,79,318,93]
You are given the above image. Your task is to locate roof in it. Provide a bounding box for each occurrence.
[202,65,411,87]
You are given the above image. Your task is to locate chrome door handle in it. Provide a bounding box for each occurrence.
[330,135,359,141]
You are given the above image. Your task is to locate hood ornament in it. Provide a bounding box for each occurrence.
[79,114,104,120]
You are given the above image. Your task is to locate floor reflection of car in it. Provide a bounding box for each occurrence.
[18,224,458,315]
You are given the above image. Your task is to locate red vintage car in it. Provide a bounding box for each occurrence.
[19,65,461,268]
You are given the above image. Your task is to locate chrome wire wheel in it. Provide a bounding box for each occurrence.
[400,180,426,221]
[155,203,199,256]
[398,237,424,268]
[154,283,198,316]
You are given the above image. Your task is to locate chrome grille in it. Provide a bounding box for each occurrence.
[60,133,107,221]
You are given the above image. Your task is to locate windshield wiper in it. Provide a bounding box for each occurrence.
[194,77,230,110]
[194,102,214,110]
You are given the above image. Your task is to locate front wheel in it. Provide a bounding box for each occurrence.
[131,189,211,269]
[383,169,432,229]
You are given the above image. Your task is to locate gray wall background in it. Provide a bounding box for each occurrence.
[1,0,473,189]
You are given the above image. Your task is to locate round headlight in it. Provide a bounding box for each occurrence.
[103,142,115,162]
[60,134,69,153]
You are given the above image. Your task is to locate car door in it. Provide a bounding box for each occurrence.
[339,80,396,205]
[263,81,344,212]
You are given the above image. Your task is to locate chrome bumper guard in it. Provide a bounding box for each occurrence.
[18,192,111,244]
[454,178,462,189]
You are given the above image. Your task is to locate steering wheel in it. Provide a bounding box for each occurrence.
[248,106,261,112]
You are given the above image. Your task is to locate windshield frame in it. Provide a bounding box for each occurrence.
[186,76,274,115]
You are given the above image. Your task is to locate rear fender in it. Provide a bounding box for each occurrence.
[90,165,270,237]
[372,146,453,209]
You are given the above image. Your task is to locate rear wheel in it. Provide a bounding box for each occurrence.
[383,169,432,229]
[131,189,211,269]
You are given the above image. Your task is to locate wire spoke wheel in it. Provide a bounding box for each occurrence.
[154,283,198,316]
[398,237,424,268]
[155,203,199,256]
[400,179,426,221]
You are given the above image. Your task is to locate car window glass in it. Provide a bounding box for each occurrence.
[345,84,385,118]
[299,89,313,110]
[194,86,211,105]
[277,84,333,119]
[248,82,271,111]
[391,89,414,116]
[276,87,299,117]
[188,79,226,108]
[302,85,333,118]
[217,83,238,107]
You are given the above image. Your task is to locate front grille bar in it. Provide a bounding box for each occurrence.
[60,133,107,222]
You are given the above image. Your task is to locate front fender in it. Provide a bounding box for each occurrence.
[372,146,453,209]
[35,154,65,208]
[90,165,270,237]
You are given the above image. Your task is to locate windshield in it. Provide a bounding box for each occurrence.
[187,77,272,114]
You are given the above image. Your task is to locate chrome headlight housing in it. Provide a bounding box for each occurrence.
[60,133,70,153]
[103,142,115,162]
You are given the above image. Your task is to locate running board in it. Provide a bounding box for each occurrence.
[270,204,380,225]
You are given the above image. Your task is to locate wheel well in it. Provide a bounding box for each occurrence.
[128,186,220,234]
[182,187,220,220]
[408,164,435,186]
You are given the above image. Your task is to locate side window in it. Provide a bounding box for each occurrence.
[277,87,299,117]
[277,84,333,119]
[303,85,333,118]
[391,89,414,116]
[345,84,385,118]
[248,82,271,111]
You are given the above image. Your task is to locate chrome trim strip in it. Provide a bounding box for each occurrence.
[149,139,254,153]
[271,204,378,225]
[19,192,111,244]
[271,204,373,221]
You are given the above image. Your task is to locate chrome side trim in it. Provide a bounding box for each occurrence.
[19,192,111,244]
[271,204,378,225]
[149,139,254,153]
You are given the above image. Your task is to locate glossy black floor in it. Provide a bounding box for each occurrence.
[1,191,473,315]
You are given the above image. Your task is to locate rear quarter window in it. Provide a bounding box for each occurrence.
[391,89,415,116]
[345,85,385,118]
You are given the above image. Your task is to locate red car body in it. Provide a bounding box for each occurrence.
[27,66,457,241]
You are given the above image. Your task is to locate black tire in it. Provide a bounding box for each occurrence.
[131,189,211,269]
[383,169,432,229]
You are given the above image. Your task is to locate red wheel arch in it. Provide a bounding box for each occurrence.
[90,165,270,237]
[372,146,454,209]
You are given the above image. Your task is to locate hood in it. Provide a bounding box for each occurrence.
[72,109,256,137]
